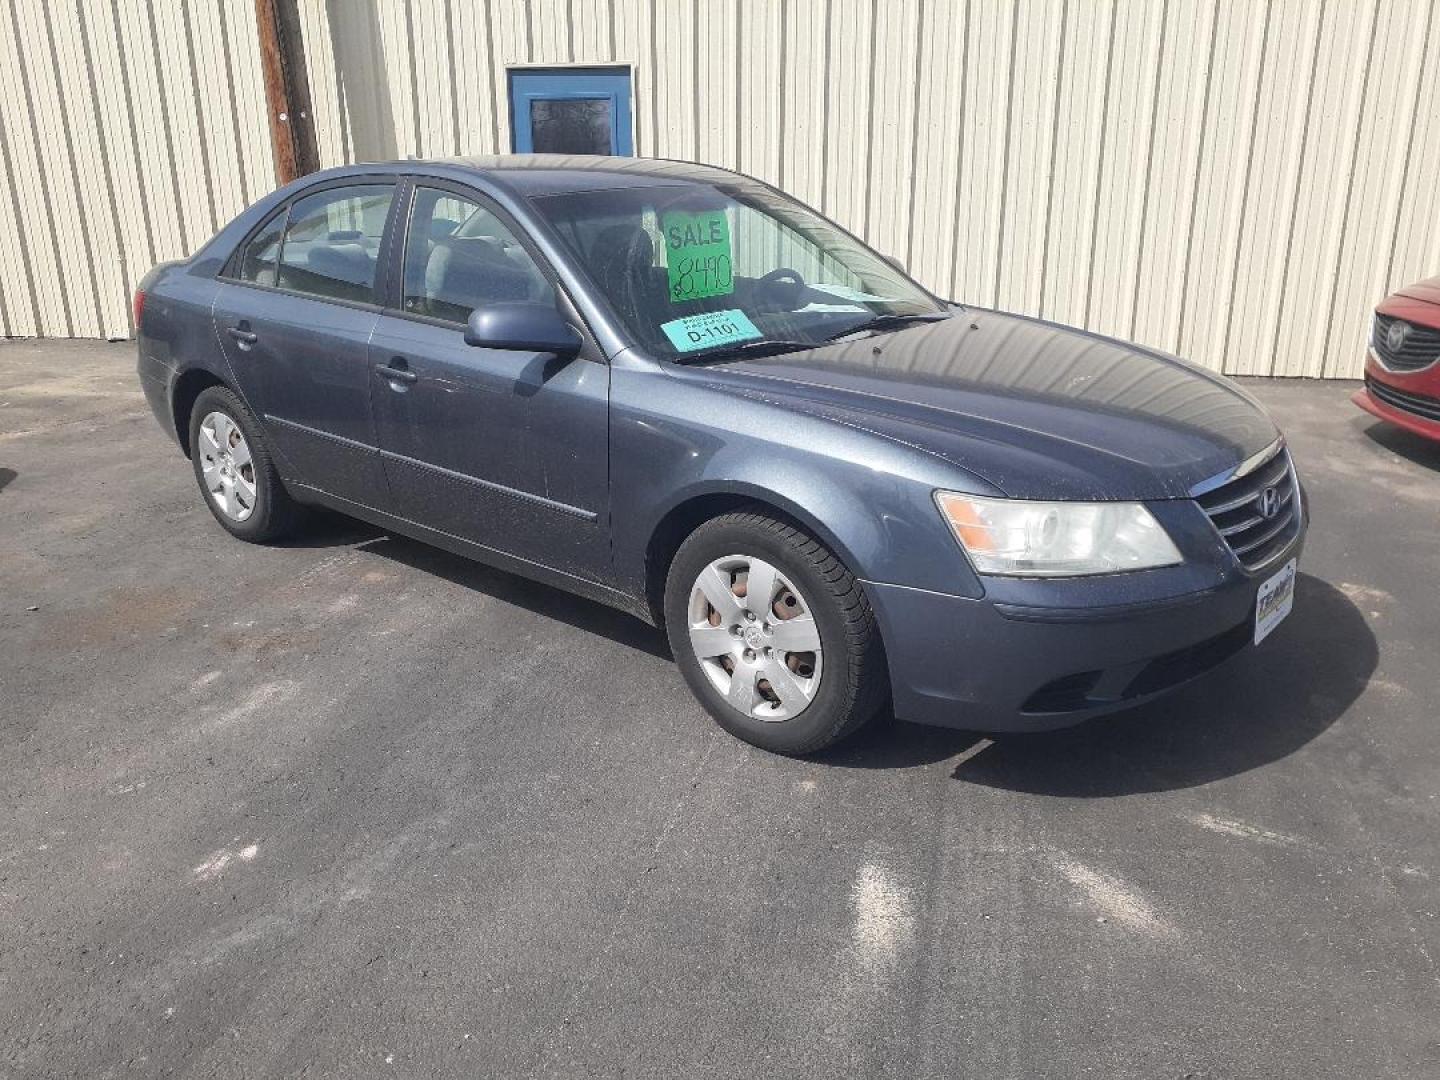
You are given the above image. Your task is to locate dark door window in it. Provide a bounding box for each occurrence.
[530,99,613,154]
[509,68,633,155]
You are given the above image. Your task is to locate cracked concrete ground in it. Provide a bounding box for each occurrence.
[2,339,1438,1078]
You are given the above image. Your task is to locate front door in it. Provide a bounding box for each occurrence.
[368,183,611,583]
[213,181,397,509]
[509,67,633,156]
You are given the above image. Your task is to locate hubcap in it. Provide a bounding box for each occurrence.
[197,411,257,522]
[687,555,823,722]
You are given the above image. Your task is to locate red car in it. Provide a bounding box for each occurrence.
[1353,275,1440,440]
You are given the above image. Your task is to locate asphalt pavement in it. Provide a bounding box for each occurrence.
[2,339,1438,1078]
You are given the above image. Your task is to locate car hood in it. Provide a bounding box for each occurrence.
[1396,276,1440,308]
[706,309,1279,501]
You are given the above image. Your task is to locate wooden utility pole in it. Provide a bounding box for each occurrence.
[255,0,319,184]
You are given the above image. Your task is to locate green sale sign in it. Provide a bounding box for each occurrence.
[661,210,734,302]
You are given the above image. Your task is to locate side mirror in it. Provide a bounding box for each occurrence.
[464,302,582,357]
[883,254,907,275]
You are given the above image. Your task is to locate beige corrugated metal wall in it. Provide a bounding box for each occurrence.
[295,0,1440,379]
[0,0,275,340]
[2,0,1438,380]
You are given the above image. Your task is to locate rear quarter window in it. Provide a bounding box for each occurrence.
[237,211,285,286]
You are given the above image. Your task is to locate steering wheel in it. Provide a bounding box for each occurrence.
[755,267,807,310]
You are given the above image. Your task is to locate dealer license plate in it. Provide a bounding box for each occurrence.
[1254,557,1297,645]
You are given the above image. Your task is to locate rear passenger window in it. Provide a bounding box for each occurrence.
[276,184,393,303]
[238,210,285,286]
[401,187,553,324]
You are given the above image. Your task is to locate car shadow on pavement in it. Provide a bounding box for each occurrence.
[1359,419,1440,473]
[272,509,387,549]
[286,510,1374,790]
[950,573,1375,795]
[353,532,674,661]
[821,574,1377,794]
[0,467,16,493]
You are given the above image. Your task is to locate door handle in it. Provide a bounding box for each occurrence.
[227,326,258,346]
[375,359,418,385]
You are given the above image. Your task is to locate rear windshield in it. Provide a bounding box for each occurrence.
[528,180,947,360]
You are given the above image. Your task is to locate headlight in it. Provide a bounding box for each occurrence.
[935,492,1183,577]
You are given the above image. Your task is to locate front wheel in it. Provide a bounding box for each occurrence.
[664,510,888,754]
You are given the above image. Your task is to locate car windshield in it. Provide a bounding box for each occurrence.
[528,180,949,360]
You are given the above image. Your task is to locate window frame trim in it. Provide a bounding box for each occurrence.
[216,175,403,313]
[224,203,291,288]
[387,176,568,331]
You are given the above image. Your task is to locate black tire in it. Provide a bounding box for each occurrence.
[664,509,888,755]
[187,385,301,543]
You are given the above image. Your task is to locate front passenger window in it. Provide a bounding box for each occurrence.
[277,184,393,303]
[402,188,553,324]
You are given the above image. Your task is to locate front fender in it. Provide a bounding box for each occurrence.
[642,475,877,592]
[608,365,986,602]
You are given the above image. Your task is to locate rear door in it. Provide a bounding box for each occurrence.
[368,181,612,582]
[212,180,399,510]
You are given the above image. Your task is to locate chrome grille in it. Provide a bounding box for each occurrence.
[1373,314,1440,373]
[1366,375,1440,422]
[1196,446,1300,571]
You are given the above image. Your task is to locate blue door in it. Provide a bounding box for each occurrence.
[510,68,633,156]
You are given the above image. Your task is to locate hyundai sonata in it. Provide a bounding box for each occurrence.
[136,157,1306,754]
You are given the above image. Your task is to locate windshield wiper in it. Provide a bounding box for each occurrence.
[679,339,816,363]
[823,311,953,342]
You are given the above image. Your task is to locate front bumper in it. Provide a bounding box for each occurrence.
[863,521,1307,733]
[1352,339,1440,442]
[1353,379,1440,442]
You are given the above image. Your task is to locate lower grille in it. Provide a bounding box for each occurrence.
[1019,618,1251,715]
[1021,670,1101,713]
[1195,445,1301,571]
[1367,375,1440,423]
[1373,314,1440,373]
[1123,619,1252,699]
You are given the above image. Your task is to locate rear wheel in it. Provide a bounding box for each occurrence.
[664,510,887,754]
[188,385,299,543]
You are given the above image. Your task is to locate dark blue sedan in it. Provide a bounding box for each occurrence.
[135,156,1305,754]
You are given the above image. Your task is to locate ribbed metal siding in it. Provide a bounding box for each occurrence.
[290,0,1440,380]
[1,0,1437,381]
[0,0,274,340]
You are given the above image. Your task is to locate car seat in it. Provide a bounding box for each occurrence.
[590,224,667,332]
[423,236,535,322]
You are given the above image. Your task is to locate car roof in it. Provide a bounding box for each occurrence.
[317,155,755,198]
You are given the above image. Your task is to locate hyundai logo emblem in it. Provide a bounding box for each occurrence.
[1258,486,1281,520]
[1386,319,1408,352]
